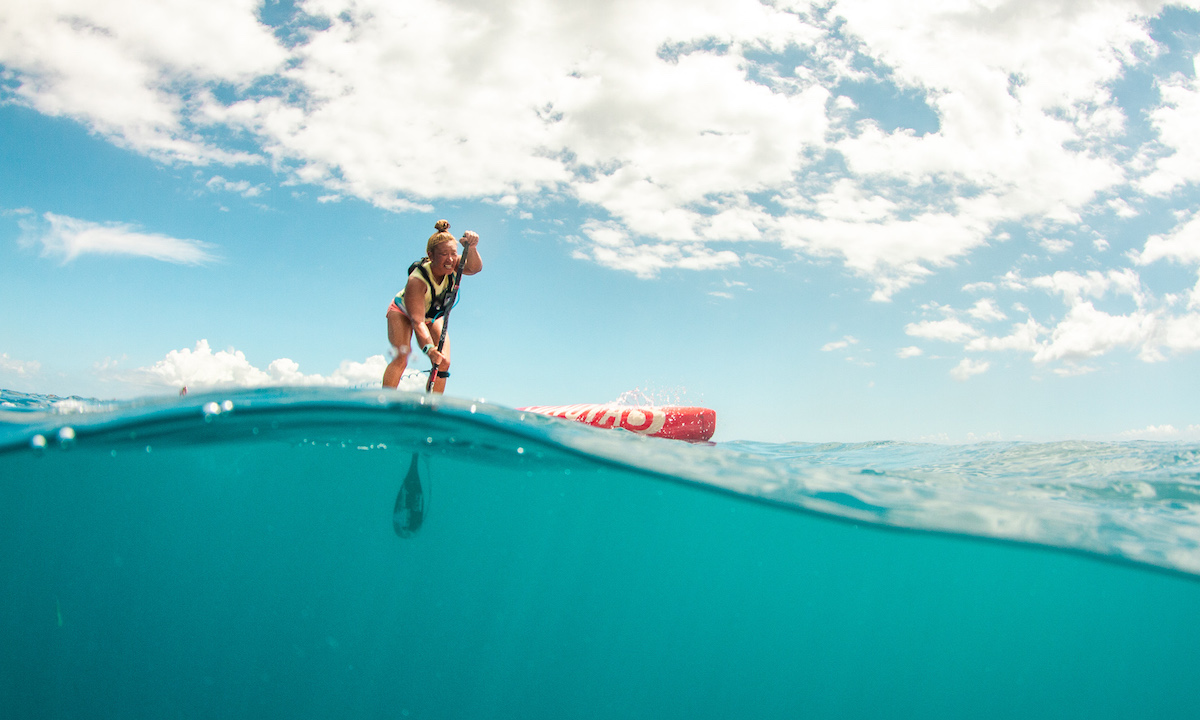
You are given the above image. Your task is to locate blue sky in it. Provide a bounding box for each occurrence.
[2,0,1199,442]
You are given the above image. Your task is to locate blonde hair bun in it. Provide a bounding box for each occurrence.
[434,219,450,232]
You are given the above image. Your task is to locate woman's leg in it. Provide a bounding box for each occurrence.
[383,311,413,387]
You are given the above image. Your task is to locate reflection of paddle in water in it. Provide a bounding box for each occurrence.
[393,454,425,538]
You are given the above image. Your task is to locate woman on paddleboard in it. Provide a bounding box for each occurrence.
[383,220,482,392]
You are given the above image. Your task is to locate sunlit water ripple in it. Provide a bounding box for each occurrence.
[4,387,1199,577]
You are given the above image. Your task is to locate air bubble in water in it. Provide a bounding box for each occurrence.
[202,402,221,421]
[57,427,76,450]
[30,434,47,453]
[221,400,234,412]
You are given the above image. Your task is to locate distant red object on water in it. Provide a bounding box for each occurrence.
[517,404,716,442]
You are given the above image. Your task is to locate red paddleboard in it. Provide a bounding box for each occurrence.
[517,404,716,442]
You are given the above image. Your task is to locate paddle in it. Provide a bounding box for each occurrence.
[425,237,472,392]
[395,236,471,538]
[393,453,425,538]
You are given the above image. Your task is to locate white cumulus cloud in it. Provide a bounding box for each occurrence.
[0,352,41,376]
[206,176,267,198]
[1141,64,1200,195]
[967,298,1008,323]
[1135,212,1200,266]
[2,0,1192,299]
[822,335,859,352]
[920,256,1200,371]
[905,317,980,343]
[1029,268,1145,307]
[950,358,990,381]
[0,0,284,164]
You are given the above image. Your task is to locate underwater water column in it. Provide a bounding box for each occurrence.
[2,401,1199,720]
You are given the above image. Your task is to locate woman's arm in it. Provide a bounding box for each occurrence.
[403,276,435,348]
[460,231,483,275]
[404,276,449,369]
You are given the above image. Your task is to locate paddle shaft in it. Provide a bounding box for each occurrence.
[425,245,470,392]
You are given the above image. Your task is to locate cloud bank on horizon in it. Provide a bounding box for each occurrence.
[137,340,424,392]
[2,0,1200,381]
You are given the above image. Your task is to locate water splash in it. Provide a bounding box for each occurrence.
[610,384,695,408]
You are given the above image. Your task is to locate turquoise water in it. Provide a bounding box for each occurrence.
[2,387,1200,718]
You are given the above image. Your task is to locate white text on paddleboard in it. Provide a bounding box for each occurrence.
[520,404,668,436]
